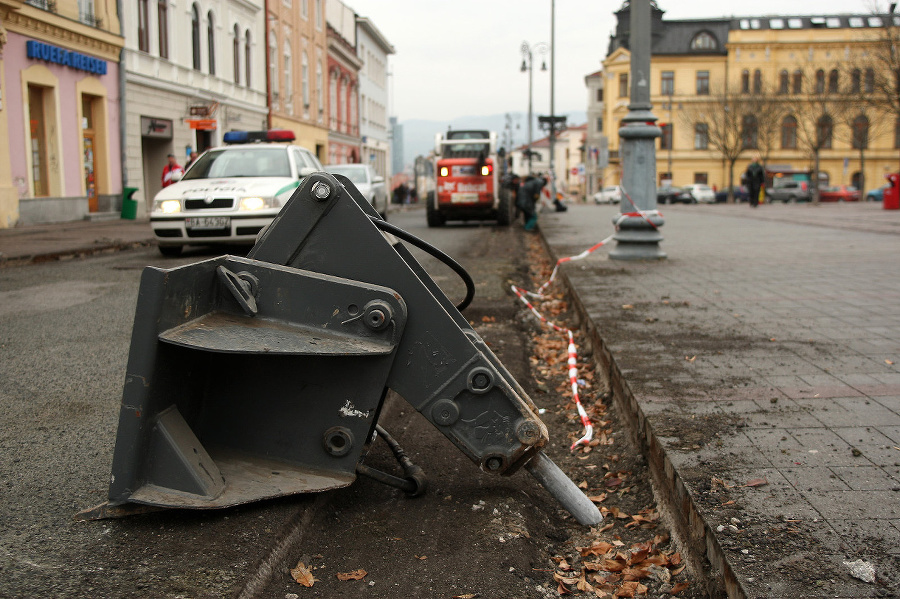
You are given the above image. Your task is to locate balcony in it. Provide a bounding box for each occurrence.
[80,11,103,27]
[26,0,56,12]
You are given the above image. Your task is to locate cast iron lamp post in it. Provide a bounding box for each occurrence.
[610,0,666,260]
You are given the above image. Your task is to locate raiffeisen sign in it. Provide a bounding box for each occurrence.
[25,40,108,75]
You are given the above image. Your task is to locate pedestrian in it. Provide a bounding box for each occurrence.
[744,153,765,208]
[161,154,184,188]
[185,151,198,170]
[516,173,546,231]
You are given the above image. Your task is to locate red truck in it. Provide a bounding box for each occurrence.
[428,129,512,227]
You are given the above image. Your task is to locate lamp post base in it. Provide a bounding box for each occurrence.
[609,214,666,261]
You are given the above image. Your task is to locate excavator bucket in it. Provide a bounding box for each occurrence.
[89,173,600,526]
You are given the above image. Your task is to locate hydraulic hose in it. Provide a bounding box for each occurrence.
[369,216,476,312]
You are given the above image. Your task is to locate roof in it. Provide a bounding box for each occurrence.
[356,16,395,54]
[607,2,896,57]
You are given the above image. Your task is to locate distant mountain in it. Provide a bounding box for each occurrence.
[397,111,587,168]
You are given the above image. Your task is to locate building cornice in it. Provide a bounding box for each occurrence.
[1,5,123,61]
[355,16,394,54]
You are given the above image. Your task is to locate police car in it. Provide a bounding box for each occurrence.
[150,129,323,256]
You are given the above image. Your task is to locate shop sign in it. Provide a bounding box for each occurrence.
[187,119,217,131]
[141,116,173,139]
[26,40,108,75]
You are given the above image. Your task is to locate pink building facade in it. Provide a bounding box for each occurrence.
[326,24,361,165]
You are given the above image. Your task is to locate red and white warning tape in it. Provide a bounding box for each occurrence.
[511,192,661,451]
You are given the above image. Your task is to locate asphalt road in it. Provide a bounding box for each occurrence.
[0,208,578,598]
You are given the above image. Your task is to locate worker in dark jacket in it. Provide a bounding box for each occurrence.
[516,174,547,231]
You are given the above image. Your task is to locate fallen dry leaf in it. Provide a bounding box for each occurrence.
[452,594,478,599]
[415,555,427,560]
[336,569,367,581]
[670,581,690,594]
[621,304,634,310]
[290,562,317,587]
[685,355,697,363]
[743,477,768,487]
[886,359,894,365]
[588,493,608,504]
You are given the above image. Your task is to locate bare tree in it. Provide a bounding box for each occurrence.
[746,90,788,168]
[845,6,900,177]
[677,80,750,203]
[787,63,855,203]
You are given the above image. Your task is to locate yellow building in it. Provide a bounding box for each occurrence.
[601,4,898,197]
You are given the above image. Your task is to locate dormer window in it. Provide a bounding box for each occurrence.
[690,31,718,51]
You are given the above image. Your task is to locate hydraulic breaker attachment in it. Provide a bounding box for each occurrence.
[90,173,601,526]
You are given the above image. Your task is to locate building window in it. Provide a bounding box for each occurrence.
[302,51,310,109]
[661,71,674,96]
[792,69,802,94]
[301,0,307,19]
[596,116,603,133]
[245,30,251,88]
[207,11,215,75]
[852,115,869,149]
[157,0,168,58]
[596,88,603,102]
[269,31,278,103]
[694,123,708,149]
[895,118,900,149]
[865,68,874,93]
[753,69,762,93]
[741,70,750,94]
[284,43,293,104]
[191,4,201,70]
[828,69,839,93]
[138,0,149,52]
[696,70,709,95]
[329,72,337,129]
[27,84,49,197]
[781,115,797,149]
[779,70,789,94]
[690,31,718,50]
[741,114,758,149]
[815,69,825,94]
[315,0,322,30]
[233,24,240,84]
[694,172,708,184]
[817,115,833,149]
[317,60,324,115]
[659,123,672,150]
[619,73,628,97]
[851,69,861,93]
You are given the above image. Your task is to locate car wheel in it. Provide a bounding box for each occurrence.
[158,245,183,257]
[788,195,797,203]
[867,194,876,202]
[691,197,698,204]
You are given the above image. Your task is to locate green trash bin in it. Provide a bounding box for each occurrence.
[121,187,139,220]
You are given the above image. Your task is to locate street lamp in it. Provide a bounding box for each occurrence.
[521,41,548,175]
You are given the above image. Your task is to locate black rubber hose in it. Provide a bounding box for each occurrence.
[355,425,427,497]
[369,216,476,312]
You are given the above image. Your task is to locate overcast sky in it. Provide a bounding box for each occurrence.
[346,0,882,122]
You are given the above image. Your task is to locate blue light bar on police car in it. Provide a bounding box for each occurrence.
[223,130,296,144]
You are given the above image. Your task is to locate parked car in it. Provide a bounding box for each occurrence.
[683,184,716,204]
[766,179,811,203]
[593,185,623,204]
[656,185,694,204]
[714,185,749,203]
[865,184,890,202]
[325,163,388,218]
[818,185,860,202]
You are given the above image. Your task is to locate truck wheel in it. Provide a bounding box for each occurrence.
[158,245,183,257]
[496,192,512,226]
[426,201,445,227]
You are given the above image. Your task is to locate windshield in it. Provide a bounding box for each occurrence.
[326,165,368,184]
[182,148,291,179]
[444,130,489,157]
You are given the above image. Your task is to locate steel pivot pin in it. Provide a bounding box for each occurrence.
[311,181,331,201]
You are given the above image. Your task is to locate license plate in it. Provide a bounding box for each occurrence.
[186,216,230,229]
[451,193,479,204]
[452,166,476,176]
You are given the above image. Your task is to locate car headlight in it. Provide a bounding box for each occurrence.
[156,199,181,214]
[239,197,272,211]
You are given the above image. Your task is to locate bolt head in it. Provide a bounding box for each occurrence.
[312,181,331,201]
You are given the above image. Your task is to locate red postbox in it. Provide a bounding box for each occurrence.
[884,173,900,210]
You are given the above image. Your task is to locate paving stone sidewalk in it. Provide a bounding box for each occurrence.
[540,202,900,598]
[0,218,155,265]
